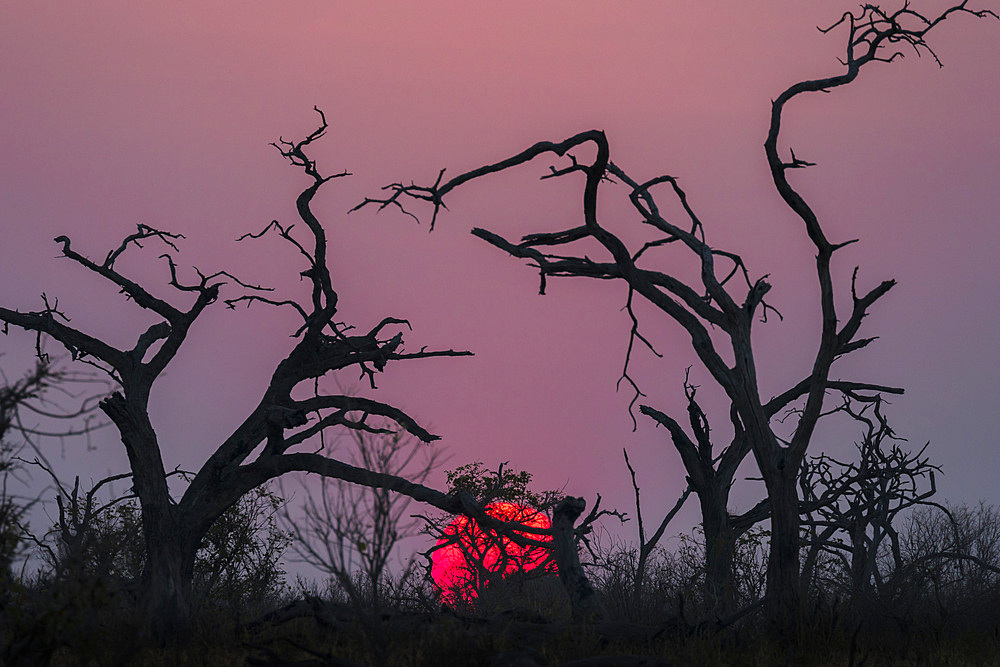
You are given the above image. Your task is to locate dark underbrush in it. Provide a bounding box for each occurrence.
[7,568,1000,667]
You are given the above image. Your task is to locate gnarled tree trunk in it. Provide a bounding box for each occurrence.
[551,496,606,622]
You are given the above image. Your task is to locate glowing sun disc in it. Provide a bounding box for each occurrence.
[431,501,554,603]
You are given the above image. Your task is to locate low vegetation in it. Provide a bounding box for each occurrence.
[3,411,1000,665]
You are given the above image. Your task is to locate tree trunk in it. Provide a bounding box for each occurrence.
[765,467,801,632]
[849,523,870,595]
[141,515,197,642]
[551,497,606,622]
[101,391,199,641]
[700,491,737,619]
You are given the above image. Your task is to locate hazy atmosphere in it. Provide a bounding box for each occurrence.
[3,1,998,535]
[3,0,1000,623]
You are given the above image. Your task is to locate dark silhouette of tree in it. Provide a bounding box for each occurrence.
[445,461,562,511]
[0,359,108,660]
[283,421,441,666]
[287,423,441,607]
[358,2,996,629]
[26,463,291,614]
[0,361,106,577]
[629,371,774,620]
[0,110,481,639]
[416,461,615,620]
[798,396,942,604]
[0,363,54,580]
[0,110,623,637]
[891,503,1000,625]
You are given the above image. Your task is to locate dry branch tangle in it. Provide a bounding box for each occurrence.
[358,2,996,628]
[0,109,502,638]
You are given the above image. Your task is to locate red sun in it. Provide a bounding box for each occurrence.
[431,501,555,603]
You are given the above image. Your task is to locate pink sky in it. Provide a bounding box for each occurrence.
[2,2,999,549]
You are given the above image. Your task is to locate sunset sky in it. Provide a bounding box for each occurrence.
[2,1,999,555]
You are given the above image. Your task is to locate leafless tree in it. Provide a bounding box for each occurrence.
[0,110,621,637]
[285,421,441,606]
[25,458,141,585]
[0,364,53,581]
[357,2,995,627]
[629,370,776,620]
[0,110,484,638]
[0,360,106,576]
[0,360,113,661]
[797,396,943,605]
[881,503,1000,630]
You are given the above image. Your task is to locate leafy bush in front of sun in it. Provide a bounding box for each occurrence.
[429,461,565,612]
[445,461,562,510]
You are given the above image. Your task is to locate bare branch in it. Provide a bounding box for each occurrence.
[103,223,184,269]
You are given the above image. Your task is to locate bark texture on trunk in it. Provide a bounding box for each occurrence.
[701,497,737,619]
[765,467,801,633]
[551,497,606,622]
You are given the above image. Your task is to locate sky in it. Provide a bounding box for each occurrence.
[2,1,999,563]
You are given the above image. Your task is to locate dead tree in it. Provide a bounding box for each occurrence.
[0,360,106,574]
[358,3,995,627]
[627,371,769,620]
[0,363,62,586]
[0,110,484,638]
[889,502,1000,623]
[286,423,441,608]
[0,111,617,636]
[798,396,943,604]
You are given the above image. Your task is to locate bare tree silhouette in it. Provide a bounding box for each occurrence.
[0,110,480,638]
[357,2,996,629]
[0,109,627,637]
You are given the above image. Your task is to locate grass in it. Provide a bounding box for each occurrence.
[19,609,1000,666]
[11,571,1000,666]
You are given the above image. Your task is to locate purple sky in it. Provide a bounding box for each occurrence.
[2,2,999,551]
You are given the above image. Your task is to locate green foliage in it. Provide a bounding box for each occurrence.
[445,460,562,510]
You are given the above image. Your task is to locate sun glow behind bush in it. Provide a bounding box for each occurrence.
[431,501,555,604]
